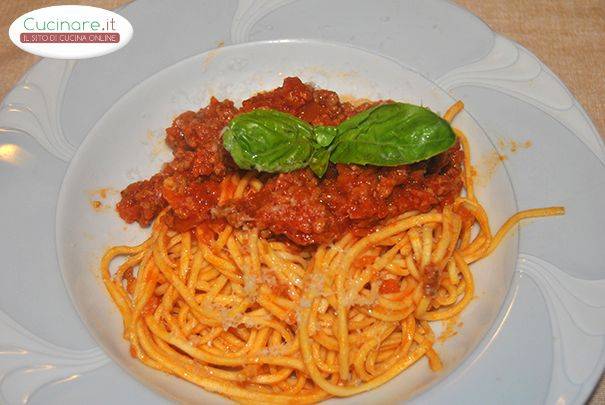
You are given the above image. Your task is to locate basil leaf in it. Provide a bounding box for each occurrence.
[222,102,457,178]
[314,126,338,147]
[309,147,331,177]
[222,109,316,173]
[330,103,455,166]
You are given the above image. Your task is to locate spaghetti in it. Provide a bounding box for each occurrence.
[101,101,563,403]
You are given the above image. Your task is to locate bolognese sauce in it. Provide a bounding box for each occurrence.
[117,77,463,245]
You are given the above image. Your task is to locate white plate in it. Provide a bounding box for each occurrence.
[1,1,604,404]
[57,39,518,403]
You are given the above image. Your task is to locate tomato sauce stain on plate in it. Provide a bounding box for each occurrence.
[474,137,533,187]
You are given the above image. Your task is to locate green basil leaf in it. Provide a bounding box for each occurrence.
[330,103,455,166]
[336,104,378,133]
[222,109,316,173]
[223,102,456,178]
[309,147,331,177]
[313,126,338,147]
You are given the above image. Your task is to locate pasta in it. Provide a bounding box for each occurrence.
[101,100,563,403]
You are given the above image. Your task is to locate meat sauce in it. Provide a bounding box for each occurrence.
[117,77,464,246]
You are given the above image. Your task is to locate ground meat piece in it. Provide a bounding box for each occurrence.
[220,170,335,245]
[241,77,314,116]
[423,264,441,297]
[165,97,237,176]
[321,164,391,221]
[161,174,221,232]
[116,173,167,226]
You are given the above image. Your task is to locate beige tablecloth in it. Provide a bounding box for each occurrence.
[1,0,603,403]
